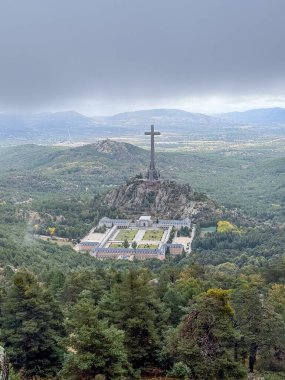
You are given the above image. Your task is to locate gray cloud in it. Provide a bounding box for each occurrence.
[0,0,285,112]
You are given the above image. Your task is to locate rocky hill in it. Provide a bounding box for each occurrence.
[104,177,221,221]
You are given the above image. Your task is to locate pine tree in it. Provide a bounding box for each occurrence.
[232,282,285,373]
[61,296,128,380]
[60,270,106,306]
[99,269,166,372]
[1,270,65,379]
[165,288,246,379]
[123,239,130,248]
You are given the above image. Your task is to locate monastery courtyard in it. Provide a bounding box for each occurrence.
[106,228,164,249]
[76,215,193,260]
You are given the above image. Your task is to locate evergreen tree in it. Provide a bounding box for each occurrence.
[264,284,285,370]
[1,270,65,379]
[165,288,246,379]
[60,270,106,306]
[232,283,264,373]
[123,239,130,248]
[61,296,128,380]
[232,282,285,374]
[99,269,166,373]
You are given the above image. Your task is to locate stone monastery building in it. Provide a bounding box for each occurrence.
[78,215,191,261]
[77,125,192,261]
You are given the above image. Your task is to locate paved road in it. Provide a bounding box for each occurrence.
[134,229,146,242]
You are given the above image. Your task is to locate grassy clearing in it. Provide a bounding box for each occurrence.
[39,235,73,247]
[200,226,216,237]
[109,243,123,248]
[116,229,137,241]
[143,229,164,241]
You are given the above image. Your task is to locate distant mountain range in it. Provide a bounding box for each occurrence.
[0,107,285,145]
[0,111,99,144]
[100,108,217,123]
[219,107,285,124]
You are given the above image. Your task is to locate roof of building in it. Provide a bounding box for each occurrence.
[159,219,191,223]
[94,247,160,254]
[139,216,152,221]
[79,242,99,246]
[100,217,129,223]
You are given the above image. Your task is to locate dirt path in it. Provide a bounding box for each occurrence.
[188,224,196,255]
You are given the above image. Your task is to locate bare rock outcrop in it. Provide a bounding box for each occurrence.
[104,178,221,221]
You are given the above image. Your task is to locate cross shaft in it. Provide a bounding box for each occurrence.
[144,124,161,181]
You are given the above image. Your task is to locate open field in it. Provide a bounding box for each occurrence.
[115,229,138,241]
[143,229,164,241]
[38,235,74,247]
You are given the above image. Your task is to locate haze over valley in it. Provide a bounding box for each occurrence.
[1,107,285,147]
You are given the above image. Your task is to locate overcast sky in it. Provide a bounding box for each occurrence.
[0,0,285,115]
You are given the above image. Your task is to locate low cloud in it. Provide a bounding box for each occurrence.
[0,0,284,113]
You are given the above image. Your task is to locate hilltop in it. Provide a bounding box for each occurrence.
[104,177,221,221]
[0,140,284,221]
[0,140,151,199]
[0,140,147,170]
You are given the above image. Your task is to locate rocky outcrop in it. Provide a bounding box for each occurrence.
[104,178,221,221]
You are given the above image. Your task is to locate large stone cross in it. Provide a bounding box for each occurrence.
[145,124,161,181]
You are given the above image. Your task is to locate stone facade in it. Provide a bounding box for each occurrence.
[136,215,153,228]
[79,215,190,260]
[98,216,191,230]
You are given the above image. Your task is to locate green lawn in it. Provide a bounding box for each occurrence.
[138,243,159,249]
[115,229,137,241]
[200,226,216,237]
[142,229,164,241]
[109,243,123,248]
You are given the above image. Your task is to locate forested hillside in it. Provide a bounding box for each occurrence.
[0,140,285,379]
[2,250,285,379]
[0,140,284,220]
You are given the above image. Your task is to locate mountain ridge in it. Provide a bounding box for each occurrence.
[1,107,285,146]
[219,107,285,124]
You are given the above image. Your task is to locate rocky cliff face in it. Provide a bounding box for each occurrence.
[104,178,221,220]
